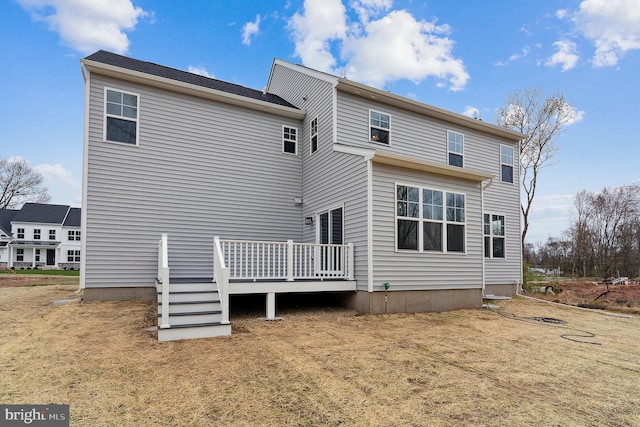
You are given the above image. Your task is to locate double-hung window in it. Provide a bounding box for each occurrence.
[370,110,390,144]
[484,214,505,258]
[396,184,465,253]
[105,88,139,145]
[33,229,41,240]
[49,230,56,240]
[16,249,24,261]
[283,126,298,154]
[68,230,81,241]
[67,250,81,262]
[17,228,24,239]
[501,145,514,183]
[447,131,464,167]
[310,117,318,154]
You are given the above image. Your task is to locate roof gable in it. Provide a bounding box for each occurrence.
[63,208,81,227]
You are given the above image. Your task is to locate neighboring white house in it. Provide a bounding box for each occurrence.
[80,51,524,340]
[0,203,81,270]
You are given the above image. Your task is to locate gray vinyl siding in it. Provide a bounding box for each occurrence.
[269,64,370,287]
[372,163,484,291]
[85,73,303,288]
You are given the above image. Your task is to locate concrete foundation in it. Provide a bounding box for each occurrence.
[485,283,519,297]
[344,288,483,314]
[83,286,156,301]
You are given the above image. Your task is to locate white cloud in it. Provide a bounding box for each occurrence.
[562,104,585,126]
[495,45,536,67]
[555,9,568,19]
[34,163,81,190]
[546,40,579,71]
[462,106,480,119]
[242,14,261,46]
[288,0,469,91]
[571,0,640,67]
[188,65,214,78]
[16,0,147,54]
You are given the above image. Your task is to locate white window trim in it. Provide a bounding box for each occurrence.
[395,182,467,254]
[447,130,464,167]
[282,125,298,155]
[369,109,391,145]
[310,116,318,155]
[103,87,140,146]
[484,213,506,259]
[500,144,515,184]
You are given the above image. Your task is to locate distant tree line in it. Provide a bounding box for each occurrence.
[525,185,640,279]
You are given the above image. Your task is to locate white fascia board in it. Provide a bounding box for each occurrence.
[333,143,376,160]
[337,79,525,142]
[373,150,494,181]
[81,59,306,120]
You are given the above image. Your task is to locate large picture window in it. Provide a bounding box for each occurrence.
[484,214,505,258]
[396,184,465,253]
[105,88,138,145]
[370,110,390,144]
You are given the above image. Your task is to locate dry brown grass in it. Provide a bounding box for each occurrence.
[1,277,639,426]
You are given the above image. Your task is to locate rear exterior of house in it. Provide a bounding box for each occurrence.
[80,51,523,339]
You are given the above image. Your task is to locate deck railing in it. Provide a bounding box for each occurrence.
[213,237,230,324]
[216,238,354,281]
[157,233,170,329]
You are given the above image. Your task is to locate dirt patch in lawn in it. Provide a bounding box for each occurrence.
[1,283,639,426]
[525,278,640,315]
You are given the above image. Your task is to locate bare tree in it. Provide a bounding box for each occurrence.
[496,87,578,251]
[0,158,50,209]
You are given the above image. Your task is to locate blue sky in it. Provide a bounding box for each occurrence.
[1,0,639,244]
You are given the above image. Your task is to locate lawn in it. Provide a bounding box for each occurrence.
[1,277,639,426]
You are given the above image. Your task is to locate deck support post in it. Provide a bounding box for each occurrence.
[266,292,276,320]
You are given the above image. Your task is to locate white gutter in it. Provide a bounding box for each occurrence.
[81,59,306,120]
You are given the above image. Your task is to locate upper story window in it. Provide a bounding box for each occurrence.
[447,131,464,167]
[370,110,390,144]
[484,214,505,258]
[310,117,318,154]
[33,229,41,240]
[68,230,81,241]
[17,228,24,239]
[282,126,298,154]
[396,184,465,253]
[49,230,56,240]
[105,88,139,145]
[501,145,514,183]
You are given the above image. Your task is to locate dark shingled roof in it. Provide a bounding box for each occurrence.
[63,208,81,227]
[12,203,71,224]
[84,50,298,109]
[0,209,18,236]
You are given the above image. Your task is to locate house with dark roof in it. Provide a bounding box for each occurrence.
[0,203,81,270]
[80,50,524,341]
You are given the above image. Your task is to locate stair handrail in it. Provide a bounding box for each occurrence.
[157,233,170,329]
[213,236,230,324]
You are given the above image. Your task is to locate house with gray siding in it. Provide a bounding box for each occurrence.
[80,51,524,341]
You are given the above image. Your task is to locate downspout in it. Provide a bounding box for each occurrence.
[77,64,90,292]
[481,178,494,297]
